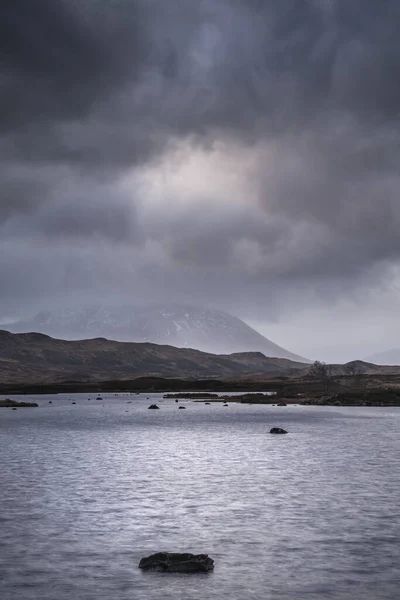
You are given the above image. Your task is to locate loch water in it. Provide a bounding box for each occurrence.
[1,393,400,600]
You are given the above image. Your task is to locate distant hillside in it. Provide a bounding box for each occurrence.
[0,330,310,384]
[330,360,386,375]
[1,304,309,362]
[302,360,400,379]
[363,349,400,366]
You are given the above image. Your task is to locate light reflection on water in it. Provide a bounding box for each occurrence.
[1,394,400,600]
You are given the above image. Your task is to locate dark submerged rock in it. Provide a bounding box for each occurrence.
[270,427,288,434]
[138,552,214,573]
[178,405,186,409]
[148,404,160,410]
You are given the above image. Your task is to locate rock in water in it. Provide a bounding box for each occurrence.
[138,552,214,573]
[270,427,288,434]
[148,404,160,410]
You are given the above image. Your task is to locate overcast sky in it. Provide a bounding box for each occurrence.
[1,0,400,362]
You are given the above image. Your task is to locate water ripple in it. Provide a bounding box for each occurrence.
[1,395,400,599]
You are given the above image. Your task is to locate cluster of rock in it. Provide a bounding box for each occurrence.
[0,398,38,408]
[300,395,342,406]
[147,404,187,409]
[163,393,218,399]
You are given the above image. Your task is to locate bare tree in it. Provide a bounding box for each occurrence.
[308,360,332,394]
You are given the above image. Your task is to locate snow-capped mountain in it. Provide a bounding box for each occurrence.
[1,304,308,362]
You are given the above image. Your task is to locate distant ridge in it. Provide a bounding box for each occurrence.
[0,329,310,384]
[1,304,309,363]
[363,349,400,366]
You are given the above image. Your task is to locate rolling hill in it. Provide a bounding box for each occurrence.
[0,329,309,384]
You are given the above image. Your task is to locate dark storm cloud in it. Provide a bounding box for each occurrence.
[1,0,400,323]
[0,0,147,125]
[3,0,400,136]
[3,0,398,161]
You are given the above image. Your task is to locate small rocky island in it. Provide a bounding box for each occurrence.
[138,552,214,573]
[163,393,219,399]
[0,398,38,408]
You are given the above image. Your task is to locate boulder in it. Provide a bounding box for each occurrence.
[138,552,214,573]
[270,427,288,434]
[148,404,160,410]
[178,406,186,409]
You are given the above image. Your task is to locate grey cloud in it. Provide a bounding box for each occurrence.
[250,118,400,279]
[0,170,142,245]
[0,0,147,126]
[1,0,400,350]
[3,1,400,143]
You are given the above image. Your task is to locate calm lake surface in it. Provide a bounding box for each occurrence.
[1,393,400,600]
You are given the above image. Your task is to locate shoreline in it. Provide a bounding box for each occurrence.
[1,376,400,407]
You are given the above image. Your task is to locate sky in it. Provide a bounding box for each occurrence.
[1,0,400,362]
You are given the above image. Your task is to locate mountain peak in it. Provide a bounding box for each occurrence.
[1,304,309,362]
